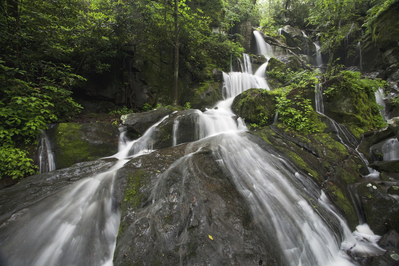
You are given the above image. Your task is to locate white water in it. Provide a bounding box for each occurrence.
[382,138,399,161]
[0,114,173,266]
[253,30,273,58]
[375,87,387,120]
[315,83,324,114]
[38,129,56,173]
[190,52,383,265]
[314,41,323,68]
[0,31,386,266]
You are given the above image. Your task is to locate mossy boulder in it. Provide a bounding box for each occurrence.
[51,122,119,170]
[278,25,315,55]
[324,83,383,130]
[370,161,399,173]
[357,182,399,235]
[231,89,280,126]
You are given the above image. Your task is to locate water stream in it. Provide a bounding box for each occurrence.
[0,31,387,266]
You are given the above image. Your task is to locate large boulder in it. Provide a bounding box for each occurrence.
[357,182,399,235]
[122,107,173,139]
[44,122,119,170]
[231,89,279,126]
[113,139,281,266]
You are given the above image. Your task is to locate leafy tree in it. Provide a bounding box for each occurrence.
[307,0,365,71]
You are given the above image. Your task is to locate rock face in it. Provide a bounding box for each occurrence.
[41,122,119,170]
[278,25,315,55]
[357,182,399,235]
[113,141,281,265]
[122,107,174,139]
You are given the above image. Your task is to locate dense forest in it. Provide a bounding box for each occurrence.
[0,0,397,180]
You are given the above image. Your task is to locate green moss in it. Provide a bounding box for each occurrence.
[287,151,321,183]
[55,123,90,169]
[345,124,366,139]
[313,133,349,160]
[328,184,358,229]
[124,170,146,208]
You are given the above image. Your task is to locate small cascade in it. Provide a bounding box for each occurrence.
[172,118,180,146]
[301,30,309,55]
[357,42,362,72]
[253,30,273,58]
[314,41,323,68]
[38,129,56,173]
[273,111,279,124]
[375,87,387,120]
[382,138,399,161]
[242,53,253,74]
[315,83,324,114]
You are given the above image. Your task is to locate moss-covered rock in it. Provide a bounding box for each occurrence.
[51,122,118,169]
[371,161,399,173]
[265,58,288,89]
[357,182,399,235]
[231,89,280,126]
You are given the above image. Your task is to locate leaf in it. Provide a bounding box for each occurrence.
[208,235,213,240]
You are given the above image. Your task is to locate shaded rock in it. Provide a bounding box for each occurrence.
[370,248,399,266]
[388,185,399,195]
[47,122,119,170]
[388,117,399,140]
[113,140,281,266]
[278,25,315,55]
[379,230,399,249]
[370,161,399,173]
[122,107,173,139]
[357,182,399,235]
[231,89,280,125]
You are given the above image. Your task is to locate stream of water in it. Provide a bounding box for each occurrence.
[0,32,387,266]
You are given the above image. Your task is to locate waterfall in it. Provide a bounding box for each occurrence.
[315,83,324,114]
[357,42,362,72]
[0,114,172,266]
[38,129,56,173]
[253,30,273,58]
[382,138,399,161]
[375,87,387,120]
[314,41,323,68]
[1,37,387,266]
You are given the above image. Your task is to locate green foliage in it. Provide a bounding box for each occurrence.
[109,106,134,116]
[184,102,191,109]
[323,70,387,129]
[364,0,396,34]
[276,91,322,134]
[142,103,153,112]
[0,144,38,180]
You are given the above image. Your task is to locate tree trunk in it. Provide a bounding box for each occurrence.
[173,0,179,105]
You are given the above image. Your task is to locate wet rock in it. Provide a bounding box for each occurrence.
[357,182,399,235]
[379,230,399,249]
[231,89,279,125]
[370,249,399,266]
[122,107,173,139]
[113,141,281,266]
[388,185,399,195]
[47,122,119,170]
[370,161,399,173]
[0,159,116,222]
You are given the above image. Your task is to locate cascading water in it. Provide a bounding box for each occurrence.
[0,30,387,266]
[314,41,323,69]
[253,30,273,58]
[0,115,171,266]
[382,138,399,161]
[38,129,56,173]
